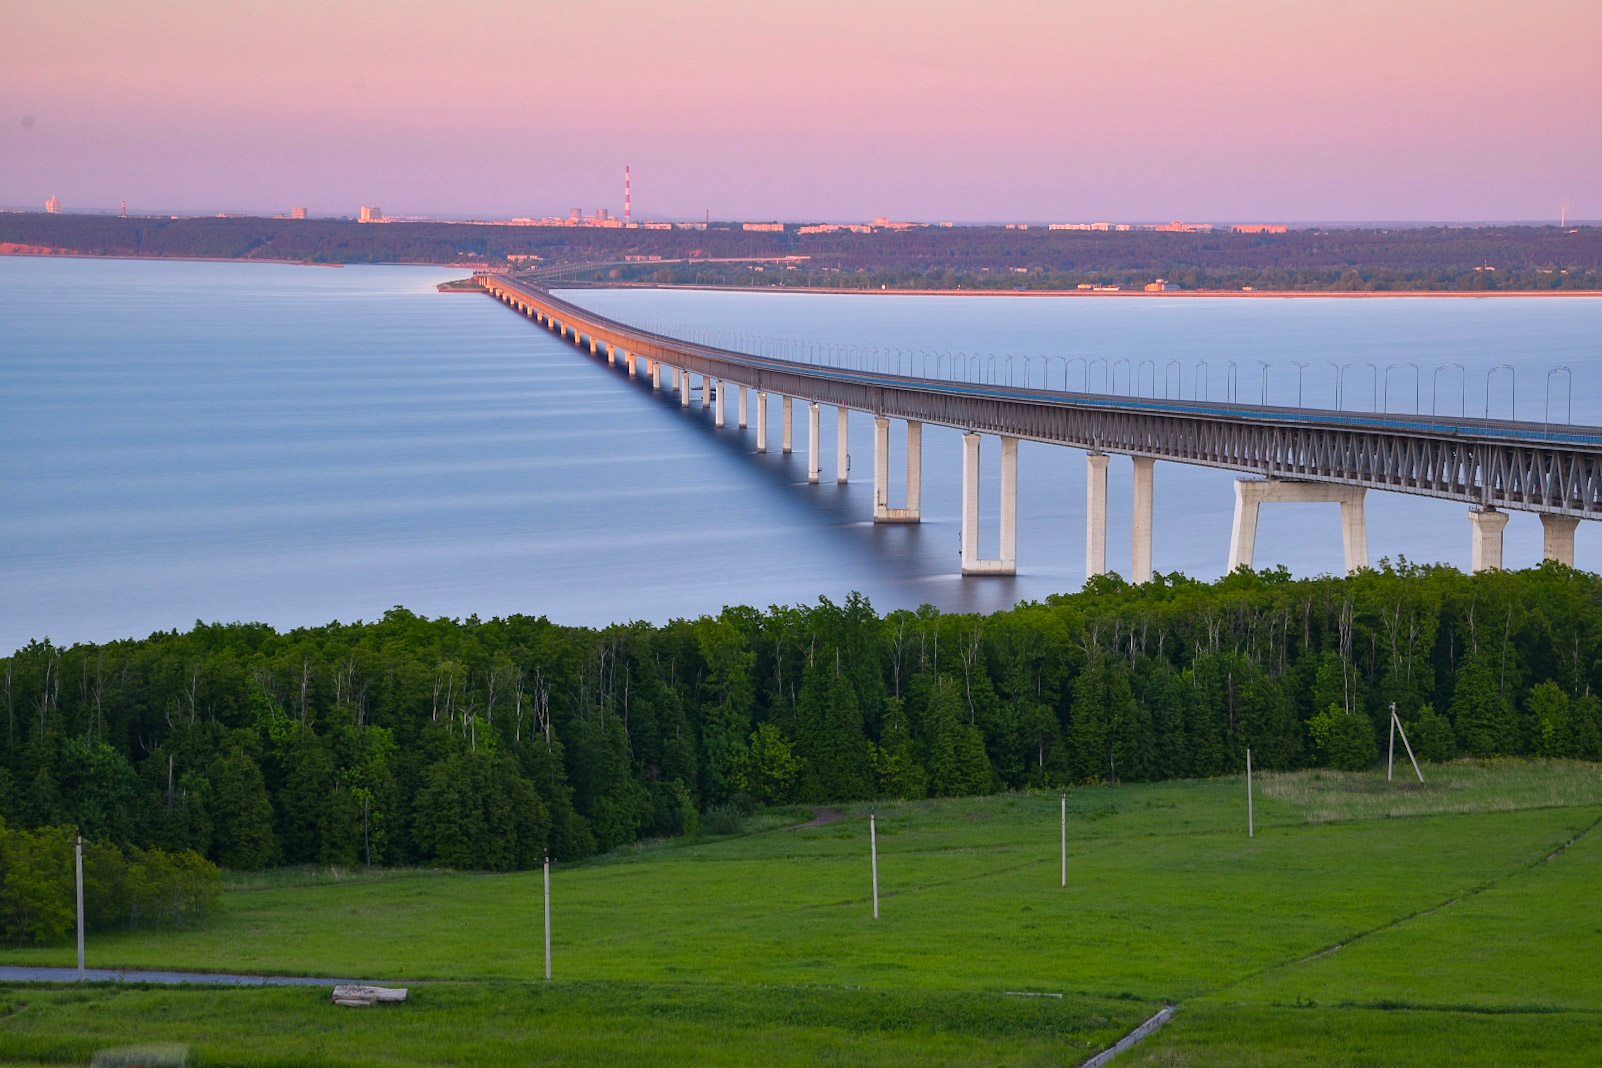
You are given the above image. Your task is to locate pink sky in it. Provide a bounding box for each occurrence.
[4,0,1600,221]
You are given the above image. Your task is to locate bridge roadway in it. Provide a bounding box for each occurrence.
[480,274,1600,579]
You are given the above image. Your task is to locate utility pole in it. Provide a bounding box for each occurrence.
[76,834,85,977]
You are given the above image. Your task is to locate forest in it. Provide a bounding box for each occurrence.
[2,564,1598,877]
[4,213,1601,291]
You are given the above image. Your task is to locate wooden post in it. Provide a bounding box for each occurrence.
[1388,702,1397,781]
[1060,794,1067,890]
[543,856,552,981]
[1246,749,1255,839]
[870,814,880,920]
[1393,710,1426,784]
[75,834,85,977]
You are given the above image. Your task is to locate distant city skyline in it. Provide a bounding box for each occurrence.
[4,1,1599,222]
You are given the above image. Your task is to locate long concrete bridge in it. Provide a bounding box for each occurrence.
[479,274,1601,578]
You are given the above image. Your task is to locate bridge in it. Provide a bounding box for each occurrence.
[479,273,1601,579]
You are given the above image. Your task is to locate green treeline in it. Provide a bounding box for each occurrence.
[2,564,1599,873]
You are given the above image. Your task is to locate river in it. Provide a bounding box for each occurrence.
[1,257,1596,652]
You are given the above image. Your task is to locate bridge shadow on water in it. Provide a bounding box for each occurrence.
[583,344,1027,613]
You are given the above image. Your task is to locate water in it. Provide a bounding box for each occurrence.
[2,257,1597,652]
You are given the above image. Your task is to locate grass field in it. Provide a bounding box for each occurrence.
[2,760,1599,1065]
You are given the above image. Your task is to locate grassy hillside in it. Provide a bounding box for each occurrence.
[1,760,1599,1065]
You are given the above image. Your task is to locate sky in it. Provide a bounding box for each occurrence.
[3,0,1600,222]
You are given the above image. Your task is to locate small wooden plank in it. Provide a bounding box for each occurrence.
[332,984,407,1007]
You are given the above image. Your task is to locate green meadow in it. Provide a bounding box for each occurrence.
[2,760,1599,1066]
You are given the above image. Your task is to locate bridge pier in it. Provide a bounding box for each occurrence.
[651,361,662,390]
[627,353,637,378]
[1541,514,1579,566]
[738,386,749,429]
[1230,479,1369,575]
[1469,507,1509,571]
[837,407,850,483]
[756,391,769,453]
[807,403,822,484]
[714,380,726,428]
[1086,453,1109,578]
[679,370,690,408]
[873,417,922,523]
[701,374,712,410]
[606,343,616,366]
[962,434,1018,575]
[1132,456,1155,584]
[783,397,794,454]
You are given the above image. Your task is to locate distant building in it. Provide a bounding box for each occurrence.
[1231,223,1287,234]
[798,222,874,235]
[1006,222,1029,230]
[44,195,60,213]
[568,208,583,224]
[1145,279,1181,292]
[359,206,382,223]
[742,222,785,232]
[291,207,308,220]
[1151,221,1213,233]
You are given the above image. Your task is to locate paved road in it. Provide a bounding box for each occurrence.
[0,965,388,986]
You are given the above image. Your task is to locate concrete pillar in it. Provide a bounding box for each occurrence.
[1541,513,1579,566]
[679,370,690,408]
[1132,456,1155,585]
[606,342,615,365]
[651,361,662,390]
[962,434,982,571]
[872,417,922,523]
[999,436,1019,572]
[906,421,922,518]
[874,417,891,517]
[756,391,769,453]
[714,380,726,428]
[627,353,637,378]
[1085,453,1109,579]
[671,366,680,390]
[836,407,850,483]
[701,374,712,410]
[1339,492,1369,575]
[1469,507,1510,572]
[961,434,1018,575]
[1229,479,1369,575]
[738,386,749,429]
[807,402,822,484]
[782,397,794,454]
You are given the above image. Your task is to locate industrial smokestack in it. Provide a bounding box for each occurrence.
[625,165,632,224]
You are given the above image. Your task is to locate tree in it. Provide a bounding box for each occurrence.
[1308,705,1378,771]
[739,724,801,804]
[1450,657,1518,757]
[207,750,279,869]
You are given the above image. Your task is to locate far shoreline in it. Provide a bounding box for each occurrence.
[554,281,1602,300]
[5,248,1600,297]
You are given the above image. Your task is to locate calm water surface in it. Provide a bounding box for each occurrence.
[2,258,1597,652]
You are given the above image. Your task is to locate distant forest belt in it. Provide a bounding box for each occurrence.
[578,281,1602,298]
[3,212,1601,291]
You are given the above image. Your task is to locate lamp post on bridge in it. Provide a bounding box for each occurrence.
[1485,364,1516,420]
[1546,366,1573,428]
[1432,362,1466,416]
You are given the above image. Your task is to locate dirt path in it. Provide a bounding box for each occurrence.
[794,807,844,829]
